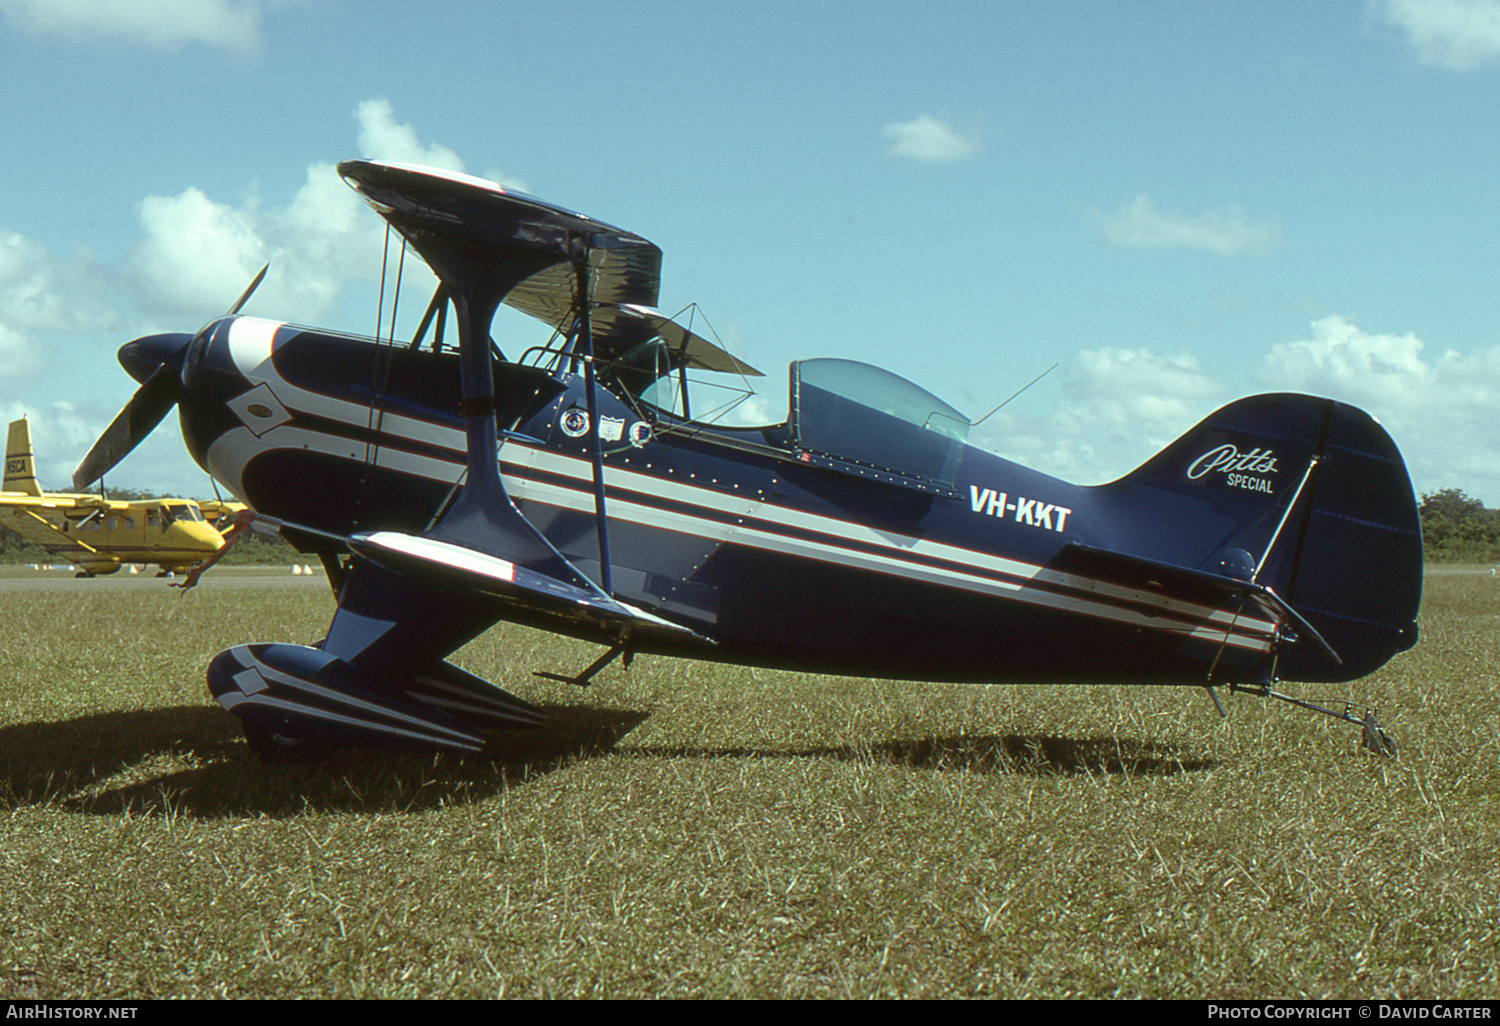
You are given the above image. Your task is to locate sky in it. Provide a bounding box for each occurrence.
[3,0,1500,505]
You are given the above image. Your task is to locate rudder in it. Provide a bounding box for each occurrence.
[4,419,42,496]
[1105,394,1421,682]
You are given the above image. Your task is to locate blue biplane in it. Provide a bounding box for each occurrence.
[75,161,1422,759]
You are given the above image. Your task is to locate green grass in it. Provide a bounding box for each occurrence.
[2,571,1498,998]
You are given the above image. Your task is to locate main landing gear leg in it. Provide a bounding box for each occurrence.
[534,644,634,688]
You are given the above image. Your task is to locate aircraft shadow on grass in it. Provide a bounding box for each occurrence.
[621,734,1216,777]
[0,705,1213,818]
[0,703,646,818]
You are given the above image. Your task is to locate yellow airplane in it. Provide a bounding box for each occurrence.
[1,418,226,577]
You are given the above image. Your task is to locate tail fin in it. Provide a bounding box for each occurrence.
[4,419,43,496]
[1103,393,1422,682]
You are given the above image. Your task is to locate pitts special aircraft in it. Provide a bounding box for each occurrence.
[2,418,226,576]
[72,160,1422,759]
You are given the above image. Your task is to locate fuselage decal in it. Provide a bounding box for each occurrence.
[969,486,1073,532]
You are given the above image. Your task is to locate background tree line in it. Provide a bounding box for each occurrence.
[1419,488,1500,563]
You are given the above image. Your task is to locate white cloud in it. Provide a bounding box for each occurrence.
[1,232,108,333]
[881,114,981,164]
[121,99,510,323]
[976,347,1226,484]
[353,100,530,192]
[0,321,42,383]
[1262,315,1500,496]
[129,188,269,317]
[260,162,387,318]
[0,0,264,56]
[1092,194,1283,255]
[0,231,120,393]
[0,233,53,323]
[974,316,1500,504]
[1374,0,1500,70]
[355,99,466,172]
[1261,314,1434,407]
[7,99,520,360]
[1,99,531,494]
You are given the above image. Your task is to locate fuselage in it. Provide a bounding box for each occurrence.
[170,315,1291,686]
[0,495,223,574]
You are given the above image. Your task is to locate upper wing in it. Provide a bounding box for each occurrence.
[337,159,760,376]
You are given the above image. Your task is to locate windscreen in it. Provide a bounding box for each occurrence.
[791,358,970,486]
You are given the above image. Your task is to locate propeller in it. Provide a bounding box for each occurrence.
[72,264,268,491]
[228,263,269,318]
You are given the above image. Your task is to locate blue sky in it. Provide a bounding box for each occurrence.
[3,0,1500,504]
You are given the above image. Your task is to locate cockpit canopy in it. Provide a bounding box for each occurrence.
[157,501,205,526]
[790,358,970,489]
[619,345,972,494]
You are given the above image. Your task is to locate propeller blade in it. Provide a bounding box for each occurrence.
[72,366,183,491]
[228,263,269,316]
[75,263,267,491]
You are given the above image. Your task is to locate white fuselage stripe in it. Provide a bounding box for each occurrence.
[217,326,1277,653]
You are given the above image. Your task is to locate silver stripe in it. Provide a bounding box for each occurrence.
[207,334,1279,653]
[243,648,479,744]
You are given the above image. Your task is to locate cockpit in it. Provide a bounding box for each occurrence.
[158,501,205,527]
[787,358,970,490]
[345,163,976,499]
[504,296,973,496]
[603,328,972,495]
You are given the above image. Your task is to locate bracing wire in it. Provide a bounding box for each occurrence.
[360,227,410,490]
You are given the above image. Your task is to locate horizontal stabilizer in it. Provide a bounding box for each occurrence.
[1047,543,1340,668]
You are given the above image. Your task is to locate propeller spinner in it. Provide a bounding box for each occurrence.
[72,265,267,491]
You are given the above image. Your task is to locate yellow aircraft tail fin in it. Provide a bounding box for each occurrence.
[4,419,43,496]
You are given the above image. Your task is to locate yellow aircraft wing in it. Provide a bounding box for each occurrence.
[198,499,248,529]
[0,494,107,566]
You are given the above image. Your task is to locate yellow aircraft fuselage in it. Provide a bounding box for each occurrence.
[0,496,225,575]
[2,419,225,576]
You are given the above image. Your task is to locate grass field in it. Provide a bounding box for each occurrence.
[1,570,1497,999]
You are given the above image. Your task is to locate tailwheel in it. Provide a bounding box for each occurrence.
[1229,682,1398,758]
